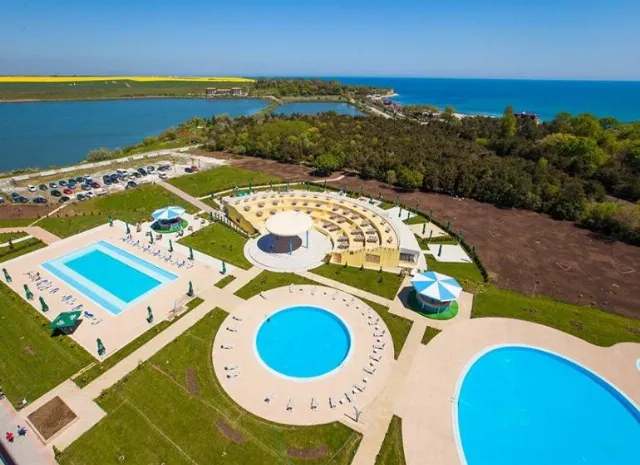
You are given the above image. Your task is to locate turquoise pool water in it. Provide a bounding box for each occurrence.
[256,306,351,379]
[43,241,177,315]
[457,346,640,465]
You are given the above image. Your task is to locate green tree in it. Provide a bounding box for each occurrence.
[314,153,340,175]
[501,105,517,138]
[397,167,424,190]
[385,169,397,186]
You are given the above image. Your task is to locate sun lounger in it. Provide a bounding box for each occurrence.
[185,262,194,269]
[354,384,366,393]
[329,397,337,409]
[224,365,239,371]
[232,315,243,322]
[286,399,295,411]
[311,398,318,410]
[226,327,238,332]
[49,287,59,294]
[370,353,382,362]
[364,366,376,375]
[226,371,240,379]
[84,310,95,319]
[344,392,353,403]
[373,330,386,338]
[220,344,234,349]
[264,393,275,403]
[373,343,385,350]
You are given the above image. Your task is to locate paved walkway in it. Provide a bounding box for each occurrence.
[0,399,57,465]
[0,226,61,246]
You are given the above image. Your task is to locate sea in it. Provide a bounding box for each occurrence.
[1,77,639,172]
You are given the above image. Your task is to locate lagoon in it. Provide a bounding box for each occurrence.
[0,98,269,172]
[275,102,362,116]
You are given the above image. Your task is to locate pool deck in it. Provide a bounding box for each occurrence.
[1,220,224,360]
[396,317,640,465]
[213,285,395,426]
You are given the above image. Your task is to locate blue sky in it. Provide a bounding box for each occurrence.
[1,0,639,79]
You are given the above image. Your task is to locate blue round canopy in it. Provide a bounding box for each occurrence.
[411,271,462,302]
[152,206,186,221]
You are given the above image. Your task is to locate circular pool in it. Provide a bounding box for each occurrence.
[456,346,640,465]
[256,305,352,379]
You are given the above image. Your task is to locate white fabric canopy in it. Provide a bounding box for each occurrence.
[265,211,313,237]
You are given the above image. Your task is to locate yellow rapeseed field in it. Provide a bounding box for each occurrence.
[0,76,254,83]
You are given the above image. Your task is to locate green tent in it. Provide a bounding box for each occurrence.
[49,311,82,332]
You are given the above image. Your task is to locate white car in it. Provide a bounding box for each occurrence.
[159,173,168,180]
[84,191,95,199]
[27,185,37,192]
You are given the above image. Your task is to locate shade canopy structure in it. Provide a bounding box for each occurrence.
[265,211,313,237]
[411,271,462,302]
[152,206,186,221]
[49,311,82,330]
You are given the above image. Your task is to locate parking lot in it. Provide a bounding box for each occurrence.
[0,158,208,207]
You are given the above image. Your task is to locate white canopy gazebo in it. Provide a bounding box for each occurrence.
[411,271,462,313]
[264,211,313,255]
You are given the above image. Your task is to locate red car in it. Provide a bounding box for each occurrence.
[91,182,100,188]
[63,188,73,195]
[190,166,199,172]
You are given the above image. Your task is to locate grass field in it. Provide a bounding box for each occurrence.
[310,264,404,300]
[361,299,413,359]
[0,77,254,101]
[424,255,484,291]
[421,327,442,345]
[58,309,361,465]
[215,275,236,289]
[0,232,28,243]
[178,222,252,269]
[375,416,406,465]
[0,283,93,405]
[168,165,282,197]
[37,184,197,238]
[235,271,320,300]
[0,238,46,263]
[0,218,37,228]
[472,285,640,347]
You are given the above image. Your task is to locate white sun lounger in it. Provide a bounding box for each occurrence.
[311,398,318,410]
[287,399,295,411]
[264,393,276,403]
[329,397,337,409]
[364,366,376,375]
[220,344,234,349]
[373,343,385,350]
[354,384,366,393]
[226,327,238,332]
[344,392,353,403]
[373,330,386,338]
[225,365,239,371]
[370,353,382,362]
[232,316,243,322]
[226,371,240,379]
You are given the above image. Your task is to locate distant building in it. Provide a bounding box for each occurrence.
[230,87,244,96]
[516,111,539,121]
[205,87,247,98]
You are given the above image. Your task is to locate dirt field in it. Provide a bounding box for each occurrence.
[225,154,640,319]
[0,204,55,220]
[27,396,77,440]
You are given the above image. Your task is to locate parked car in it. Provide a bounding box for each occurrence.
[0,197,4,204]
[59,196,70,203]
[76,193,86,201]
[63,188,73,195]
[33,197,48,204]
[190,166,199,172]
[159,173,168,180]
[19,197,29,203]
[67,178,76,185]
[75,176,85,183]
[84,191,95,199]
[184,167,192,173]
[59,180,67,186]
[137,168,148,176]
[90,182,100,189]
[49,182,58,188]
[10,192,20,199]
[50,189,62,197]
[81,184,91,191]
[38,184,48,190]
[27,185,37,192]
[132,172,141,178]
[127,180,137,188]
[147,165,155,172]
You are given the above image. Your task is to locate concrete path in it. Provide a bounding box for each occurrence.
[0,226,60,246]
[0,234,32,248]
[351,319,427,465]
[0,399,57,465]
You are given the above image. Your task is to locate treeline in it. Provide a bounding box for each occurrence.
[251,78,390,98]
[200,111,640,245]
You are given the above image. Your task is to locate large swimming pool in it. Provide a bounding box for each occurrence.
[43,241,177,315]
[255,305,351,379]
[456,346,640,465]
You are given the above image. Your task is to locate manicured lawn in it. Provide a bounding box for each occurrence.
[0,218,37,228]
[0,283,93,405]
[0,231,28,243]
[215,274,236,289]
[375,415,406,465]
[38,184,198,238]
[168,165,281,197]
[0,238,46,263]
[235,271,320,300]
[201,197,220,209]
[404,213,427,225]
[58,309,361,465]
[73,300,202,388]
[472,285,640,347]
[418,235,459,248]
[178,222,252,270]
[421,327,441,345]
[362,298,413,359]
[310,264,404,300]
[425,255,483,291]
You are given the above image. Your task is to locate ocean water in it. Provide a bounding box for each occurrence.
[330,77,640,121]
[0,98,269,172]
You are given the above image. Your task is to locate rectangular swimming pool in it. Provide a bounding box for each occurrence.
[43,241,178,315]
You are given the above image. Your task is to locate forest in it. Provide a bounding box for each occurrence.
[194,110,640,245]
[251,78,390,97]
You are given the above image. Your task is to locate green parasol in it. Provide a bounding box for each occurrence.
[187,280,194,297]
[2,268,11,283]
[147,306,153,323]
[39,296,49,313]
[49,310,81,331]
